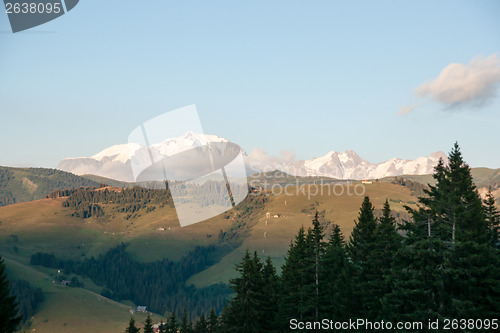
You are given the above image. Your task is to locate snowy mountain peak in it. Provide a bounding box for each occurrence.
[247,148,447,180]
[57,132,231,181]
[151,132,228,156]
[91,143,142,163]
[58,134,448,182]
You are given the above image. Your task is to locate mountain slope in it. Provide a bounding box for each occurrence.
[0,166,99,207]
[3,255,160,333]
[381,167,500,189]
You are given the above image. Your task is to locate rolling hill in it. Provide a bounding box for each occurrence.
[381,167,500,189]
[3,255,160,333]
[0,166,99,207]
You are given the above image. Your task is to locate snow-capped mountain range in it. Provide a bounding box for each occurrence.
[57,132,446,182]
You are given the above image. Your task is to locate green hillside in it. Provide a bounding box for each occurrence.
[381,167,500,189]
[248,170,342,187]
[470,167,500,188]
[81,174,134,188]
[3,255,161,333]
[0,166,99,207]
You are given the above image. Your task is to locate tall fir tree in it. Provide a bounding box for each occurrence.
[347,196,378,318]
[125,317,140,333]
[408,144,488,244]
[143,313,153,333]
[319,223,353,321]
[259,256,279,332]
[484,188,500,248]
[446,143,488,243]
[364,200,402,320]
[222,250,264,333]
[348,196,377,267]
[383,143,500,323]
[179,309,192,333]
[276,227,308,327]
[194,313,208,333]
[166,312,178,333]
[0,257,21,333]
[439,144,498,317]
[384,152,456,324]
[207,309,219,333]
[302,212,325,321]
[218,305,230,333]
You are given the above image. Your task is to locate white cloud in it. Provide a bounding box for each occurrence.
[245,148,308,175]
[416,54,500,109]
[246,148,296,170]
[398,104,418,115]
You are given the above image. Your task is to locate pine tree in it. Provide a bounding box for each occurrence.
[307,212,325,321]
[218,305,230,333]
[408,144,488,244]
[347,196,378,318]
[484,188,500,248]
[405,157,450,242]
[384,154,455,323]
[166,312,178,333]
[446,143,488,243]
[384,143,500,322]
[276,226,308,326]
[303,212,325,321]
[442,144,498,317]
[259,256,279,332]
[125,317,140,333]
[222,250,264,332]
[0,257,21,333]
[143,313,153,333]
[364,200,402,320]
[319,224,353,321]
[348,196,377,268]
[179,309,192,333]
[194,313,208,333]
[207,309,219,333]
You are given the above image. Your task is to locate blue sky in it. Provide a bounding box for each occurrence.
[1,0,499,168]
